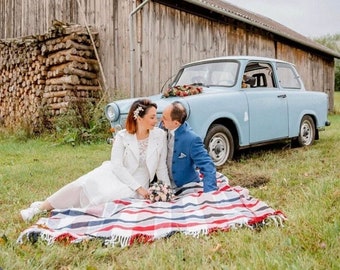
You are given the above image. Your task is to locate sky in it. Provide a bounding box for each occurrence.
[224,0,340,38]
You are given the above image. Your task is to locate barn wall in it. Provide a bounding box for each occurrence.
[134,2,278,97]
[276,43,334,108]
[0,0,335,110]
[135,1,334,109]
[0,0,131,96]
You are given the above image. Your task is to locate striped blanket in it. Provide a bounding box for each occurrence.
[17,173,286,247]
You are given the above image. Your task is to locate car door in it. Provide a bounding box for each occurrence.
[245,88,288,143]
[242,61,289,143]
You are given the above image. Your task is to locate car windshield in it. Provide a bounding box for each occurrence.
[174,61,239,87]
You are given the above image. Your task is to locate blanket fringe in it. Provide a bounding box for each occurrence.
[183,228,209,238]
[17,214,286,247]
[16,228,54,245]
[266,213,286,227]
[40,231,57,245]
[104,234,131,248]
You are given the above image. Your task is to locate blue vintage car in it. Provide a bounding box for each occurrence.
[105,56,331,167]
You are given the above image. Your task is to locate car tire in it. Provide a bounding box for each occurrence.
[204,124,234,167]
[297,115,315,147]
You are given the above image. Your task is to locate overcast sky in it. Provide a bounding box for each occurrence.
[224,0,340,38]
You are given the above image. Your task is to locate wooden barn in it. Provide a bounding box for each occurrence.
[1,0,339,129]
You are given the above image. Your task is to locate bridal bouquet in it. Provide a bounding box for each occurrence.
[148,181,174,202]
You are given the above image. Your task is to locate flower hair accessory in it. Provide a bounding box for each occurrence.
[133,106,144,120]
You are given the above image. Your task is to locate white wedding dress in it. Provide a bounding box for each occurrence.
[47,138,150,209]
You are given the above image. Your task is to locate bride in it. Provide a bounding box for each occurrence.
[20,98,170,221]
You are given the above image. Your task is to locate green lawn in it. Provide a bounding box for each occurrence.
[0,93,339,270]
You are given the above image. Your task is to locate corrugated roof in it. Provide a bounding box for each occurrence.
[185,0,340,58]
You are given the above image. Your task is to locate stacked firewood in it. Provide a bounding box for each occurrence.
[42,28,101,115]
[0,39,46,129]
[0,22,102,132]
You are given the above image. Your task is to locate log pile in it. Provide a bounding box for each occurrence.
[0,22,102,132]
[0,39,46,130]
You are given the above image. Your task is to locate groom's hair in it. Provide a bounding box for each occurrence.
[171,101,187,124]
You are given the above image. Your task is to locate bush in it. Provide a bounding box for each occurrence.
[0,89,127,144]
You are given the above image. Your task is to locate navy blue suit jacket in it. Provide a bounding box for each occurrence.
[170,122,217,192]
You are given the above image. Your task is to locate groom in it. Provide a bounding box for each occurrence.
[161,101,217,193]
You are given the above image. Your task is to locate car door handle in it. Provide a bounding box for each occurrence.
[277,94,287,98]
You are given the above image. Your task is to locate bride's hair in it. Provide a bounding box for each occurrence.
[126,99,157,134]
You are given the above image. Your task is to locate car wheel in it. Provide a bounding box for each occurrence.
[204,124,234,167]
[297,115,315,146]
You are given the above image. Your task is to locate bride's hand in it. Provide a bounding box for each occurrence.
[136,187,149,199]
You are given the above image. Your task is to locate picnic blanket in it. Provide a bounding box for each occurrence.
[17,173,286,247]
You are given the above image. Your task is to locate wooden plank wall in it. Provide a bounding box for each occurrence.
[0,0,131,97]
[276,43,334,108]
[0,0,334,109]
[135,1,334,110]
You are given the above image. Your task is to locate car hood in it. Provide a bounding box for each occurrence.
[109,93,192,116]
[110,86,236,114]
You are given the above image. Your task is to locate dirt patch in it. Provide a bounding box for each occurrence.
[225,171,271,188]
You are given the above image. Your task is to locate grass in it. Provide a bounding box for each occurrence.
[0,93,339,269]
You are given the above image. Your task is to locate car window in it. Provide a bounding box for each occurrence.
[242,62,276,88]
[175,61,239,87]
[276,63,301,89]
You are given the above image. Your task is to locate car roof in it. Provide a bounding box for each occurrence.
[183,55,291,67]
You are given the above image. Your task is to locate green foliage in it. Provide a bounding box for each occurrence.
[52,100,110,146]
[49,89,129,145]
[314,34,340,52]
[0,89,128,145]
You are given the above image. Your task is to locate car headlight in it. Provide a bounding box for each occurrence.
[105,103,120,121]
